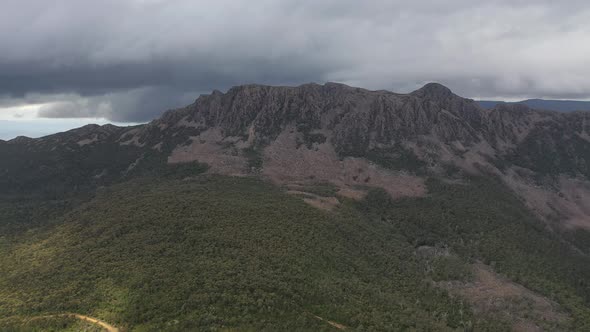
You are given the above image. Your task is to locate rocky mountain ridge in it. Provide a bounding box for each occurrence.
[3,82,590,227]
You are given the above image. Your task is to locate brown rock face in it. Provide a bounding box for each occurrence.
[157,82,485,154]
[149,82,589,174]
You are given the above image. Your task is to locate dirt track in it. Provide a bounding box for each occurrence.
[70,314,119,332]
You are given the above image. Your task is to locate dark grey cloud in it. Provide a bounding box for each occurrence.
[1,0,590,122]
[36,87,198,122]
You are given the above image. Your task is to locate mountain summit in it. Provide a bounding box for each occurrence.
[411,82,455,99]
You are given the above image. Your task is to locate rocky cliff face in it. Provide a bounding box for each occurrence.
[153,82,483,153]
[3,82,590,227]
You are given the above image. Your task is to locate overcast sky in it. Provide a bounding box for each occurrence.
[2,0,590,139]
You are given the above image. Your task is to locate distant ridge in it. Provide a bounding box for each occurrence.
[478,99,590,112]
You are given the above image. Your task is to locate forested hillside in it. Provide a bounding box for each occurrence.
[1,170,589,331]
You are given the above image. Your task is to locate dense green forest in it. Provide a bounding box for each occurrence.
[1,170,590,331]
[0,315,103,332]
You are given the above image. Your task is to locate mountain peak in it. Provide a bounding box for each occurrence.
[411,82,454,99]
[10,135,34,143]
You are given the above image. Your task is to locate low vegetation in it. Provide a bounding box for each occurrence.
[0,315,103,332]
[364,145,427,175]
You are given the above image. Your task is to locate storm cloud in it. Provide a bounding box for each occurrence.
[2,0,590,122]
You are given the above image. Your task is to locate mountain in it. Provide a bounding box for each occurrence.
[479,99,590,112]
[2,82,590,331]
[4,82,589,226]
